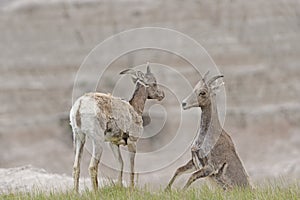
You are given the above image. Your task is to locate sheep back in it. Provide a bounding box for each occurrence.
[84,93,143,140]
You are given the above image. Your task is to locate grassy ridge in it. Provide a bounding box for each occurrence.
[1,184,299,200]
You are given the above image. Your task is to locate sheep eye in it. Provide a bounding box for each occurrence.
[199,91,206,96]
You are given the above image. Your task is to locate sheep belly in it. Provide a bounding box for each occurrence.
[104,119,127,145]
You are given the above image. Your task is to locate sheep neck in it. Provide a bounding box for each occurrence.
[129,82,147,116]
[194,95,223,152]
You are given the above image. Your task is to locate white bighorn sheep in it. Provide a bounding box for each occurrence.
[166,72,250,190]
[70,64,165,192]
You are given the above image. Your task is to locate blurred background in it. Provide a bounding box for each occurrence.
[0,0,299,190]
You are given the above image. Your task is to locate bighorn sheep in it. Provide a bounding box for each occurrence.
[70,64,165,192]
[166,72,250,190]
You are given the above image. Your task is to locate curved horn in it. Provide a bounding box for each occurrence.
[120,68,145,83]
[207,75,224,86]
[119,69,136,75]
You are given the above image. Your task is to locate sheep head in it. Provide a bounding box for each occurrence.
[182,71,224,109]
[120,62,165,101]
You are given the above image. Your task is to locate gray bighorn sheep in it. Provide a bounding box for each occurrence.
[166,72,250,190]
[70,64,164,192]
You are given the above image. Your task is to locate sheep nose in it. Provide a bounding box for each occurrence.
[182,102,187,108]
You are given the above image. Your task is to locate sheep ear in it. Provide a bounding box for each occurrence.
[209,76,225,92]
[202,70,210,82]
[146,62,151,74]
[207,75,224,86]
[136,71,145,81]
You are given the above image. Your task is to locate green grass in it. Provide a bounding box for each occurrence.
[1,184,299,200]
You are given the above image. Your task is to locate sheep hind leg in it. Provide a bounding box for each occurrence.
[73,132,86,193]
[89,141,103,191]
[213,163,231,190]
[109,143,124,186]
[165,159,196,191]
[183,165,214,190]
[127,141,136,188]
